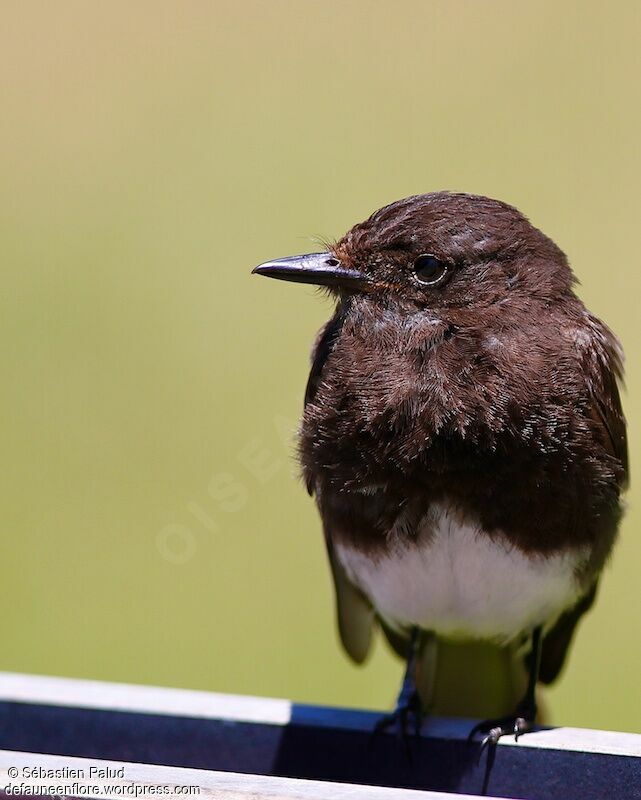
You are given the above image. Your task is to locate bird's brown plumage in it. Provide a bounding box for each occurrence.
[298,193,627,691]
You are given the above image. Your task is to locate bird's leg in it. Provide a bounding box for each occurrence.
[373,628,423,752]
[469,626,543,749]
[468,627,542,795]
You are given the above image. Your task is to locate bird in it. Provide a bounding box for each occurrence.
[252,192,628,752]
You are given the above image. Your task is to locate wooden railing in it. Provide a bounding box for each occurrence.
[0,672,638,799]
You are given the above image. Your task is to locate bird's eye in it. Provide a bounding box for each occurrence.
[413,254,450,286]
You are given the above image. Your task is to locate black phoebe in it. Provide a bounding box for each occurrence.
[252,193,628,749]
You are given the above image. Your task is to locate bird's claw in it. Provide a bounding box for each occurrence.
[469,711,535,794]
[371,690,423,759]
[514,715,530,740]
[478,727,502,761]
[470,710,536,762]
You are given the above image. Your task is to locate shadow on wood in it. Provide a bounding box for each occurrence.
[0,674,639,800]
[0,700,639,799]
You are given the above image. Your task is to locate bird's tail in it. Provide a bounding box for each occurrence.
[415,636,545,721]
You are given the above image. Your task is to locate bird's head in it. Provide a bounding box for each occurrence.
[253,193,574,314]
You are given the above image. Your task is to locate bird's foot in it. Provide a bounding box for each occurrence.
[468,702,537,756]
[468,704,536,795]
[371,690,423,759]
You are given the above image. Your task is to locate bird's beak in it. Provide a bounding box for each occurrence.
[252,252,369,290]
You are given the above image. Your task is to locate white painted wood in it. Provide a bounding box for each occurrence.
[496,725,641,756]
[0,671,291,725]
[0,751,494,800]
[0,671,638,758]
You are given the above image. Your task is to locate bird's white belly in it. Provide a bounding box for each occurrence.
[334,503,588,642]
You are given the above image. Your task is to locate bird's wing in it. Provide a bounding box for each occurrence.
[306,313,376,662]
[304,312,344,409]
[538,317,628,684]
[538,582,598,684]
[303,313,344,494]
[324,533,375,663]
[579,314,628,479]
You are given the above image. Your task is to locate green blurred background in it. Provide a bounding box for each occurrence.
[1,1,639,732]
